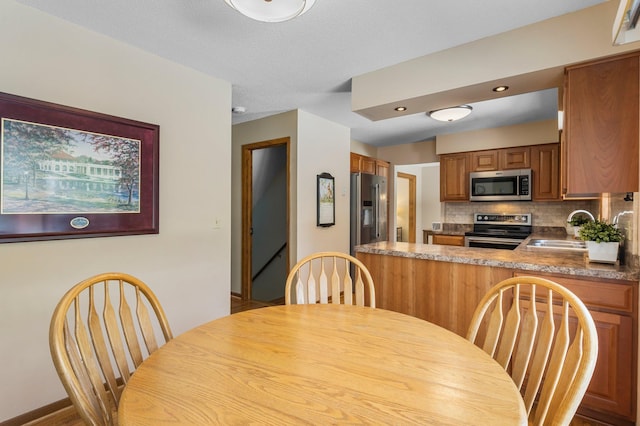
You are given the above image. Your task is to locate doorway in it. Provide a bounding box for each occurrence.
[241,137,290,302]
[396,172,416,243]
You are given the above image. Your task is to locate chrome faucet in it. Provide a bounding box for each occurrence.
[613,211,633,226]
[567,209,594,223]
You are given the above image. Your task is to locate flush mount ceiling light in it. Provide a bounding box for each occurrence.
[224,0,316,22]
[428,105,473,122]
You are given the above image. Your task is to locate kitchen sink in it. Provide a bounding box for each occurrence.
[526,239,587,251]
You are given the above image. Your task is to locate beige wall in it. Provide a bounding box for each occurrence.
[0,2,232,420]
[230,111,298,295]
[350,139,378,157]
[353,1,640,120]
[378,139,438,165]
[296,111,351,257]
[436,119,558,154]
[230,109,351,294]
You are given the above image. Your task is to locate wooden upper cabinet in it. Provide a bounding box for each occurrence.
[531,143,560,201]
[499,146,530,169]
[470,150,498,171]
[376,160,389,178]
[440,152,469,201]
[350,152,375,174]
[350,152,388,177]
[564,52,639,196]
[350,152,362,173]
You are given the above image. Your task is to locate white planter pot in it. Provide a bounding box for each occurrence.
[566,224,575,236]
[586,241,619,264]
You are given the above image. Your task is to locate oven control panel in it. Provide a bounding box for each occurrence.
[473,213,532,226]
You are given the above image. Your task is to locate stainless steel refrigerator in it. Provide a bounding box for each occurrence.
[350,173,388,255]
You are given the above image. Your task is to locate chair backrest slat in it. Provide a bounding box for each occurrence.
[330,258,341,305]
[136,287,160,354]
[50,272,173,426]
[342,258,353,305]
[318,261,328,303]
[510,286,538,389]
[466,276,598,426]
[87,286,121,405]
[285,251,375,307]
[102,281,132,384]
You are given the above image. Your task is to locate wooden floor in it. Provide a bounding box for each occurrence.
[230,295,279,314]
[21,295,605,426]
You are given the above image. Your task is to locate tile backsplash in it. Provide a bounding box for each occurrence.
[444,200,600,227]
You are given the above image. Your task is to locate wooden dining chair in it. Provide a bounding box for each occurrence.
[285,251,376,307]
[49,272,173,426]
[466,276,598,426]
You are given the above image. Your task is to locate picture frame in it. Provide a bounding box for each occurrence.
[0,92,159,243]
[317,172,335,227]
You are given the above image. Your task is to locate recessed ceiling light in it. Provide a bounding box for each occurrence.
[427,105,473,122]
[394,106,407,112]
[492,86,509,92]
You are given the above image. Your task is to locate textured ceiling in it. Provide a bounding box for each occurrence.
[17,0,605,147]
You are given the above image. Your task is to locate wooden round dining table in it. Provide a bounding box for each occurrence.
[119,304,527,425]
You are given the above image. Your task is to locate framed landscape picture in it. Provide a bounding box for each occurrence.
[0,92,159,243]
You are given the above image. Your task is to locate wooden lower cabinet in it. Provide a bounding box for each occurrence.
[514,272,637,426]
[356,252,512,337]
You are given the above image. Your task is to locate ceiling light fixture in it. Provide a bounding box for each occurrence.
[394,106,407,112]
[492,85,509,92]
[223,0,316,23]
[428,105,473,122]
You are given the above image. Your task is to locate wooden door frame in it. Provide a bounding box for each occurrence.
[397,172,416,243]
[241,137,290,301]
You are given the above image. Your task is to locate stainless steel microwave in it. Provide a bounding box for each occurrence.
[469,169,531,201]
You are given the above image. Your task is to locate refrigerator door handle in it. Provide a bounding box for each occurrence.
[374,183,380,238]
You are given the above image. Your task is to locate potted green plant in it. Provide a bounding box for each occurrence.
[578,219,624,264]
[567,214,592,237]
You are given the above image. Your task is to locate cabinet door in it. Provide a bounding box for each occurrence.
[514,272,637,424]
[531,143,560,201]
[564,53,639,196]
[350,152,362,173]
[432,234,465,246]
[499,147,530,169]
[440,153,469,201]
[471,150,498,171]
[376,160,389,178]
[581,310,634,422]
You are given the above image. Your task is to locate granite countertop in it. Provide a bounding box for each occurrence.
[356,235,639,281]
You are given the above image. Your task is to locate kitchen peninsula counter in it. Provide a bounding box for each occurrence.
[355,240,639,281]
[355,239,638,426]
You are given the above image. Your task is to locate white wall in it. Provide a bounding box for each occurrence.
[0,2,232,420]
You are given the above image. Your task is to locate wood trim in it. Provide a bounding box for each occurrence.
[0,398,75,426]
[396,172,416,243]
[241,137,290,301]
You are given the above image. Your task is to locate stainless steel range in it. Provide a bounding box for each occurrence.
[464,213,532,250]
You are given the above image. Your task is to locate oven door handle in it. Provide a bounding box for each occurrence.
[465,236,525,246]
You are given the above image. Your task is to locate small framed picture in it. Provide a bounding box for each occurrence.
[317,172,335,227]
